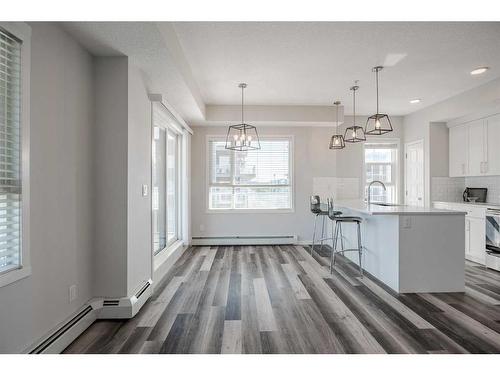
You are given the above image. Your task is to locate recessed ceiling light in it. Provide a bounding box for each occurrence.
[409,99,421,104]
[470,67,489,75]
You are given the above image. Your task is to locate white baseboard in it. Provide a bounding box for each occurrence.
[192,235,297,246]
[26,279,153,354]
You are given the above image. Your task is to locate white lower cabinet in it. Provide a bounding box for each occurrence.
[433,202,486,265]
[467,216,485,264]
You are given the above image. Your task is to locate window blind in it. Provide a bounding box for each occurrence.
[0,28,22,274]
[208,138,292,210]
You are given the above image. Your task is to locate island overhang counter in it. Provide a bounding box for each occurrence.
[331,200,467,293]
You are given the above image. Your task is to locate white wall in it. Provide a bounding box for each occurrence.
[0,23,95,353]
[127,65,153,296]
[94,57,129,298]
[190,116,404,242]
[94,58,154,298]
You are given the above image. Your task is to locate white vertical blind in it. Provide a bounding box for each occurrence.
[0,28,22,274]
[208,137,292,210]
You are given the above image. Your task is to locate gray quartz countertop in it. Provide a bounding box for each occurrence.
[433,201,500,210]
[334,200,467,216]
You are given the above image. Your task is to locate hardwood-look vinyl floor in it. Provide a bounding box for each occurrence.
[63,245,500,354]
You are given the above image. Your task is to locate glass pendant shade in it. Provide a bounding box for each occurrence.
[225,83,261,151]
[344,84,366,143]
[365,66,393,135]
[344,125,366,143]
[365,113,393,135]
[225,123,261,151]
[329,134,345,149]
[329,100,345,150]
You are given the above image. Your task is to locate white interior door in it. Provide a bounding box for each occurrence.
[405,140,424,207]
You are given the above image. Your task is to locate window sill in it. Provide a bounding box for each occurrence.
[0,266,31,289]
[206,208,295,214]
[154,239,185,272]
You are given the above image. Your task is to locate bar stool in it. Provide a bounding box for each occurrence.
[328,201,363,277]
[310,195,329,255]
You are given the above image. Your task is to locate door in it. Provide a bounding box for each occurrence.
[405,140,424,207]
[449,124,468,177]
[467,119,486,176]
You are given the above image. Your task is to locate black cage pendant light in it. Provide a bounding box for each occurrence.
[365,66,393,135]
[225,83,261,151]
[329,101,345,150]
[344,83,366,143]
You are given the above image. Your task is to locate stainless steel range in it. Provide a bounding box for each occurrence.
[485,208,500,271]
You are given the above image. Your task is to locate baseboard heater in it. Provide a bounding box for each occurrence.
[26,279,153,354]
[191,235,297,246]
[29,305,96,354]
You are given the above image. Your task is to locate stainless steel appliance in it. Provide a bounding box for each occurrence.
[485,208,500,271]
[463,187,487,203]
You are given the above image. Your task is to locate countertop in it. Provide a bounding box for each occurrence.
[334,200,467,216]
[433,201,500,210]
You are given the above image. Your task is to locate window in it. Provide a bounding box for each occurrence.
[208,137,293,211]
[363,141,399,203]
[0,24,30,287]
[152,103,182,255]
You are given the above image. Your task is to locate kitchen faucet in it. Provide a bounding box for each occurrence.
[367,180,386,205]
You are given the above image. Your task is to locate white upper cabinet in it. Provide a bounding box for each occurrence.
[467,119,486,176]
[449,112,500,177]
[449,124,468,177]
[486,114,500,176]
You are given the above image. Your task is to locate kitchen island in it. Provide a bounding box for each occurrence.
[332,200,466,293]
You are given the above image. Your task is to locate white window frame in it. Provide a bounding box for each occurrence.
[362,139,400,204]
[151,102,184,257]
[0,23,31,288]
[205,134,294,214]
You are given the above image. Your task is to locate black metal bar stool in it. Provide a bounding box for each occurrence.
[328,201,363,277]
[309,195,330,255]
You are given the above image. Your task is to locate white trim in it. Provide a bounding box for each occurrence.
[362,138,400,204]
[205,134,295,213]
[192,235,297,246]
[0,22,31,288]
[404,139,425,206]
[447,105,500,128]
[148,93,193,134]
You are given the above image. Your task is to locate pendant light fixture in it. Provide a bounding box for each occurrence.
[225,83,261,151]
[329,101,345,150]
[344,83,366,143]
[365,66,393,135]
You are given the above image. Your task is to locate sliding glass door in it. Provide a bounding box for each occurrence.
[152,104,182,255]
[166,130,178,246]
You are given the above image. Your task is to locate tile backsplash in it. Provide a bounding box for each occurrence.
[431,175,500,204]
[431,177,465,203]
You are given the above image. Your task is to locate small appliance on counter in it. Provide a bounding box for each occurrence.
[462,187,487,203]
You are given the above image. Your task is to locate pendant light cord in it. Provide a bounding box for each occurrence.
[241,85,244,124]
[376,68,379,114]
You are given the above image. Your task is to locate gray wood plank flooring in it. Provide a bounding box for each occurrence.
[63,245,500,354]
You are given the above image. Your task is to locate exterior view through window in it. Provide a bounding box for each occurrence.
[208,137,292,210]
[364,141,399,203]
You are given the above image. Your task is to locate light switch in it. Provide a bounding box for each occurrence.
[142,184,148,197]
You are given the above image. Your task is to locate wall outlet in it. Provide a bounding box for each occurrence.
[69,285,77,303]
[402,216,412,229]
[142,184,148,197]
[199,224,205,232]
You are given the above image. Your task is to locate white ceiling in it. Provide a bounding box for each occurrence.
[172,22,500,116]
